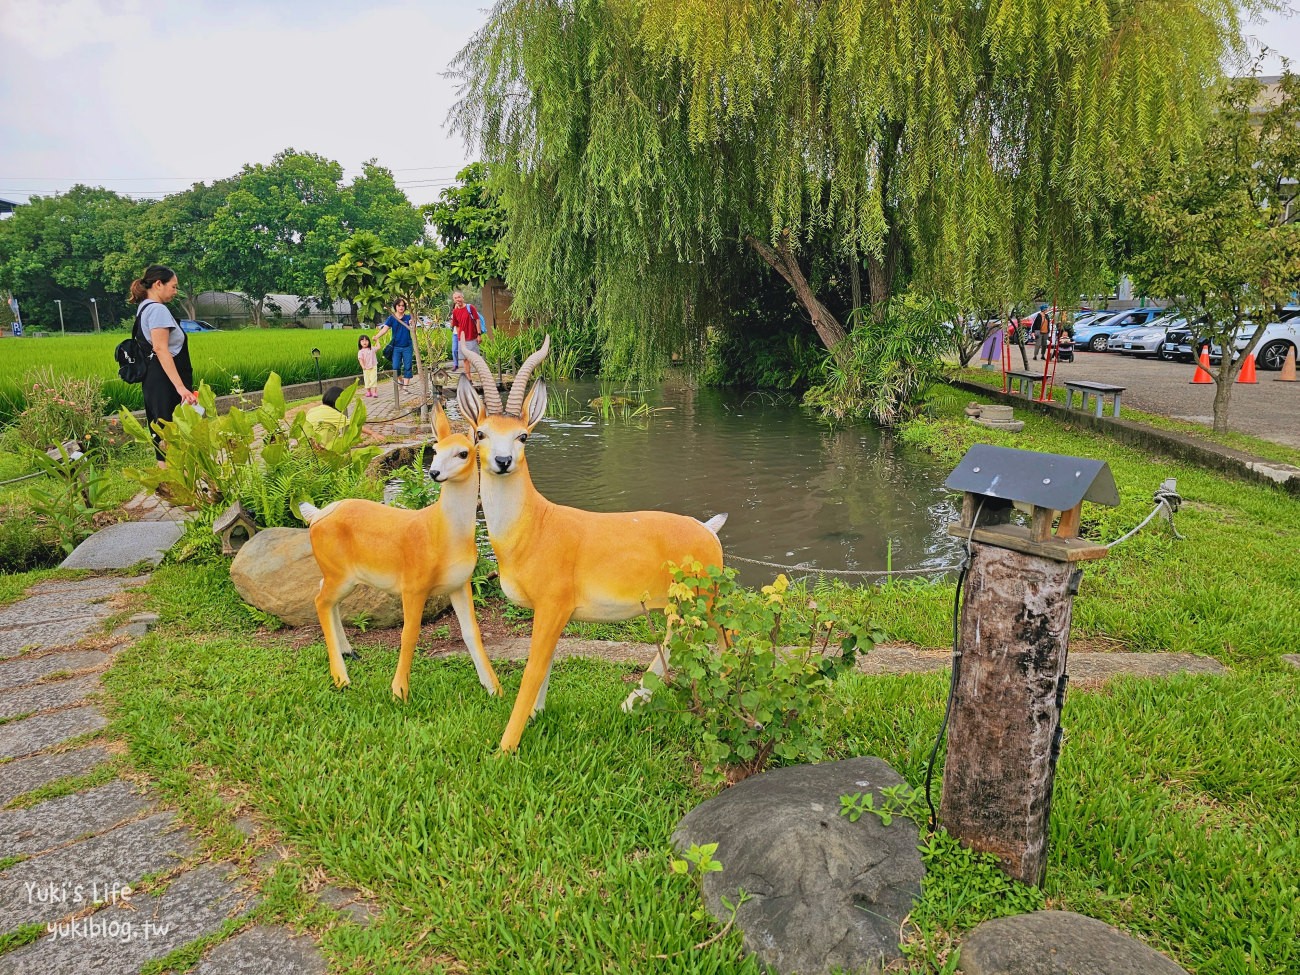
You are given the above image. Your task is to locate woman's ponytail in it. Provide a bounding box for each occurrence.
[129,278,148,303]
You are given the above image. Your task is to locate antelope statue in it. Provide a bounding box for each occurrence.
[458,338,727,752]
[298,401,501,702]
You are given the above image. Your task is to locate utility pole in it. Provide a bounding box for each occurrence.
[89,298,101,333]
[55,299,65,335]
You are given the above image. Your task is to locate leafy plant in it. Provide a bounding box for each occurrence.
[804,295,958,426]
[118,373,382,513]
[840,783,927,827]
[390,458,440,510]
[635,563,879,783]
[24,443,114,555]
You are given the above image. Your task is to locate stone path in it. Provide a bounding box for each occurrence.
[0,575,327,974]
[452,636,1232,680]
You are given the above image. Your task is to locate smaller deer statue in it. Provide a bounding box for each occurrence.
[458,339,727,752]
[299,401,501,702]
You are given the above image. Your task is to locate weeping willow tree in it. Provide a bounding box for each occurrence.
[452,0,1254,370]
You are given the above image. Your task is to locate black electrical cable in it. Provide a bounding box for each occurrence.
[924,554,969,833]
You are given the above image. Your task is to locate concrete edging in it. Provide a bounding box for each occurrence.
[951,378,1300,497]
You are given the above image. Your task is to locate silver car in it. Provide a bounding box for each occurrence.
[1117,315,1187,357]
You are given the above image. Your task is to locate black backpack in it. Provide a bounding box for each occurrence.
[115,303,154,383]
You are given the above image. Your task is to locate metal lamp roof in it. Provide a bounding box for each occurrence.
[944,444,1120,510]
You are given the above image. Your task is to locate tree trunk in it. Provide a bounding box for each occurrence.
[1212,355,1236,434]
[746,231,847,352]
[940,542,1079,887]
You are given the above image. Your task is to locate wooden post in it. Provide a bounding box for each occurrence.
[939,541,1081,887]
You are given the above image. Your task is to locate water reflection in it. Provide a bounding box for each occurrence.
[519,381,963,586]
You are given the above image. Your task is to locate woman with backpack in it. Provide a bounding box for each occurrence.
[129,264,198,466]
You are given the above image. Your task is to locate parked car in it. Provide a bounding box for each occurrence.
[179,319,217,333]
[1233,307,1300,370]
[1160,325,1197,362]
[1073,307,1166,352]
[1115,314,1188,357]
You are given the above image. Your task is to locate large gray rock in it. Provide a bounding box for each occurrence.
[959,911,1189,975]
[228,527,450,628]
[672,758,924,975]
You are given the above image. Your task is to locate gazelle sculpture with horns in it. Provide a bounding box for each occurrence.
[458,337,727,752]
[299,401,501,702]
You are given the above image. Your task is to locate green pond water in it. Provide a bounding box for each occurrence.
[516,380,964,587]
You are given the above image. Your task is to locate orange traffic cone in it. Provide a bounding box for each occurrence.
[1236,351,1258,384]
[1190,348,1214,384]
[1276,346,1297,382]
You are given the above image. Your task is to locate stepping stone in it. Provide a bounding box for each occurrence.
[672,757,924,975]
[1282,654,1300,671]
[24,576,149,601]
[0,673,102,721]
[191,925,327,974]
[0,781,150,857]
[0,618,116,659]
[0,705,107,761]
[60,522,184,570]
[0,649,113,691]
[959,910,1189,974]
[0,812,195,931]
[0,864,255,975]
[0,745,112,808]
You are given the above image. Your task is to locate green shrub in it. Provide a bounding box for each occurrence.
[635,563,879,784]
[0,499,63,572]
[16,367,108,455]
[804,295,958,425]
[118,374,382,516]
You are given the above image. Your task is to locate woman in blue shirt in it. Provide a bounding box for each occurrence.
[374,298,415,387]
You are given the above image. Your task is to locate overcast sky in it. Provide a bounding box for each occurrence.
[2,0,1298,209]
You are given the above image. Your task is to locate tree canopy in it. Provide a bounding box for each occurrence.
[453,0,1250,368]
[0,150,425,330]
[424,162,509,287]
[0,186,145,330]
[1127,69,1300,432]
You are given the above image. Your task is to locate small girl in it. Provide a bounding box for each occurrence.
[358,334,379,397]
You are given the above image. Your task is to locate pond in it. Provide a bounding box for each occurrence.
[517,380,964,587]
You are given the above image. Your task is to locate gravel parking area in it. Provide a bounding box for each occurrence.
[1000,349,1300,449]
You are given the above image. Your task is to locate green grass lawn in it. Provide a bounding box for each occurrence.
[8,380,1298,973]
[96,557,1299,973]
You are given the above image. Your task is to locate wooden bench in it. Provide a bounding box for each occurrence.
[1064,381,1126,418]
[1006,370,1048,400]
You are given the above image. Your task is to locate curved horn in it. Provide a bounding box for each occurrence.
[459,346,504,415]
[506,334,551,417]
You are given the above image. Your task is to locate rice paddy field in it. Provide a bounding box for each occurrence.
[0,329,376,424]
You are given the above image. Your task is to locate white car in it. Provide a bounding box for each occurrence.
[1234,308,1300,371]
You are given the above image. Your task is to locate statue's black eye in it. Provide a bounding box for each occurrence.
[519,433,528,443]
[458,450,469,459]
[475,431,485,441]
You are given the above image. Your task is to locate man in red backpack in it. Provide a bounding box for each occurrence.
[449,291,482,378]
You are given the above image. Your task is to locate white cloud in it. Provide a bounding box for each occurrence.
[0,0,142,59]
